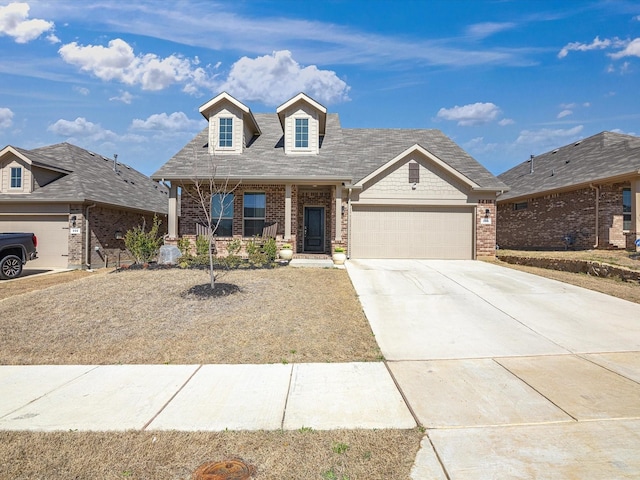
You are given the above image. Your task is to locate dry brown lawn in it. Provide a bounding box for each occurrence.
[0,429,423,479]
[0,267,381,365]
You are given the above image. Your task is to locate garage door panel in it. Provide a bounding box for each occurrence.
[351,206,473,259]
[0,216,69,268]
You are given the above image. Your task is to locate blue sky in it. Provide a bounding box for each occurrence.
[1,0,639,177]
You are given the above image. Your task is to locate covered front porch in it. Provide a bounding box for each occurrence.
[166,181,348,257]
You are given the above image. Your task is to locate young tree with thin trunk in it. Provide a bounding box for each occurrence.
[181,151,240,289]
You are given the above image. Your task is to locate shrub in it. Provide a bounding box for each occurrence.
[334,246,345,253]
[246,237,259,256]
[263,237,277,262]
[124,215,163,264]
[177,237,191,257]
[226,238,242,256]
[195,234,210,256]
[248,252,268,266]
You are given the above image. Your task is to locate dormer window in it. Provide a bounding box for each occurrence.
[10,167,22,189]
[295,118,309,148]
[219,117,233,148]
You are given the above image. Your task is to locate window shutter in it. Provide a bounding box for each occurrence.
[409,162,419,183]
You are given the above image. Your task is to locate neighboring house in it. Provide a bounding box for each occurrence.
[497,131,640,251]
[0,142,169,269]
[153,92,507,260]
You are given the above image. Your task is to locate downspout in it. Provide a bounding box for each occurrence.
[590,184,599,248]
[347,188,352,259]
[85,203,96,270]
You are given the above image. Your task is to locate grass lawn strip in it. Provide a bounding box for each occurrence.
[0,429,423,479]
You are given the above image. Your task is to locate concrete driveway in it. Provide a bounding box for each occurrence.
[346,259,640,479]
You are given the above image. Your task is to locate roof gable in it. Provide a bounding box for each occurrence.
[199,91,261,136]
[354,144,480,190]
[276,92,327,135]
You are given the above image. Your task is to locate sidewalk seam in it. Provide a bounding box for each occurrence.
[142,364,202,430]
[383,360,421,428]
[280,364,294,429]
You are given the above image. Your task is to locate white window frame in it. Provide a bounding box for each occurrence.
[218,117,233,148]
[294,118,309,149]
[10,166,22,190]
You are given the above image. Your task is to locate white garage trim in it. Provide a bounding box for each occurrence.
[350,205,474,259]
[0,215,69,268]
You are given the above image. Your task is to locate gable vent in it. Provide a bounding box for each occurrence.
[409,162,420,184]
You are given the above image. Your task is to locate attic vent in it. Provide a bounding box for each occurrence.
[89,152,95,156]
[552,149,559,154]
[565,159,571,164]
[574,141,581,146]
[408,162,419,184]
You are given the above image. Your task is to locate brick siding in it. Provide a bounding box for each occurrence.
[476,199,497,256]
[82,205,167,268]
[497,182,630,250]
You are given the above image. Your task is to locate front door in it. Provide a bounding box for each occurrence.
[304,207,325,252]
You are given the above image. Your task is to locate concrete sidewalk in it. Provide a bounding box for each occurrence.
[0,363,415,431]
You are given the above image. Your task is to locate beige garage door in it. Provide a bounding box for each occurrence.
[0,216,69,268]
[350,205,474,259]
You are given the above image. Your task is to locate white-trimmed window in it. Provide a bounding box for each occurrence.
[211,193,234,236]
[219,117,233,148]
[243,192,265,237]
[10,167,22,189]
[295,118,309,148]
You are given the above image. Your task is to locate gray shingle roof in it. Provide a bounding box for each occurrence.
[498,131,640,202]
[152,113,507,191]
[0,143,168,214]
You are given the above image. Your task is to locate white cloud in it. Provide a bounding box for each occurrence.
[73,86,90,96]
[0,107,14,128]
[516,125,584,145]
[466,22,516,39]
[558,36,618,58]
[436,102,501,126]
[498,118,514,126]
[464,136,498,154]
[557,110,573,119]
[109,90,134,104]
[610,38,640,59]
[58,38,216,94]
[0,2,54,43]
[47,117,117,142]
[130,112,202,131]
[217,50,350,106]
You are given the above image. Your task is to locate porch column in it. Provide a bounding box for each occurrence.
[168,183,178,239]
[335,183,342,241]
[285,184,292,241]
[633,179,640,251]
